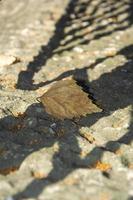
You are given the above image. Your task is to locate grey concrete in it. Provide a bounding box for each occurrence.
[0,0,133,199]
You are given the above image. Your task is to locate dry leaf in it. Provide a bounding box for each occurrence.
[40,79,101,119]
[0,166,19,175]
[94,161,111,171]
[103,47,117,57]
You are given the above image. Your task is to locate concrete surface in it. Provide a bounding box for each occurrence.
[0,0,133,199]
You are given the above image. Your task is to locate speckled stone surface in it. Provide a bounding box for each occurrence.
[0,0,133,199]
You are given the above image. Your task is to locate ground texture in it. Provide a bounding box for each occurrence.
[0,0,133,199]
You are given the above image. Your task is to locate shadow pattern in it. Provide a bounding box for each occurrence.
[16,0,133,90]
[1,0,133,198]
[0,44,132,199]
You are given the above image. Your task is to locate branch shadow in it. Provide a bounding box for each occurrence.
[0,44,132,199]
[16,0,133,90]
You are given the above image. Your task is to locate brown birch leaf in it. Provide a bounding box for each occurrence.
[40,79,101,119]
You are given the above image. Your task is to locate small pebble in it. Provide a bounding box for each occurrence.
[103,47,117,57]
[73,46,84,53]
[50,123,57,129]
[52,56,58,61]
[0,54,20,67]
[81,21,90,27]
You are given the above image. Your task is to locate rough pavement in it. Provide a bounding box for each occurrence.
[0,0,133,199]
